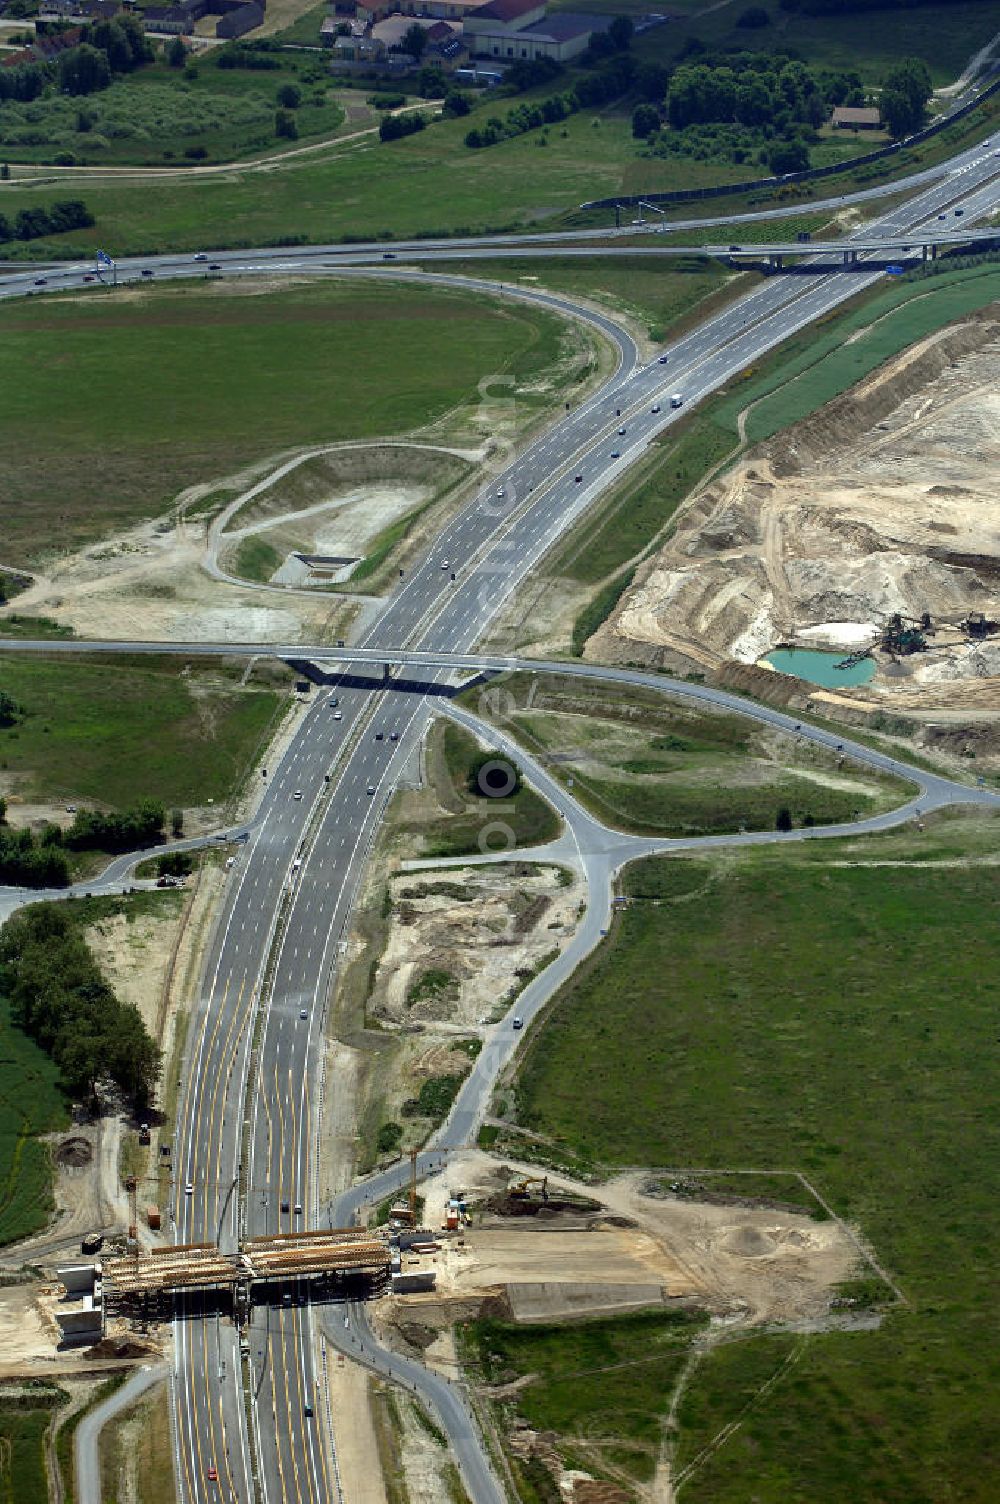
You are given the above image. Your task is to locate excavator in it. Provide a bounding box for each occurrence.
[508,1175,548,1203]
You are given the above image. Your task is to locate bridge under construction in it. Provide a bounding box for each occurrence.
[101,1228,390,1310]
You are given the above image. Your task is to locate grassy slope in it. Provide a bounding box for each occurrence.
[443,254,733,342]
[0,656,279,807]
[230,536,283,585]
[717,258,1000,443]
[514,832,1000,1501]
[0,278,570,565]
[397,720,561,858]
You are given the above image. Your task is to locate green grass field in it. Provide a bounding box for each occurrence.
[0,278,573,564]
[0,0,996,255]
[0,654,279,808]
[0,1000,67,1246]
[463,1309,707,1495]
[513,825,1000,1500]
[0,1388,66,1504]
[463,673,909,836]
[2,58,998,259]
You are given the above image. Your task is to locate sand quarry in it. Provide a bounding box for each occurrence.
[597,306,1000,723]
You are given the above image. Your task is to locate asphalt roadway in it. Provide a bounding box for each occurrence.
[1,127,1000,303]
[8,144,1000,1504]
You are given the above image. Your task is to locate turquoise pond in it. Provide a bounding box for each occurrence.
[761,647,876,688]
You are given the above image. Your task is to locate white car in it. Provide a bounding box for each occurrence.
[651,403,661,414]
[670,394,683,409]
[299,1009,308,1020]
[185,1183,194,1195]
[333,710,342,720]
[367,784,376,796]
[293,790,303,800]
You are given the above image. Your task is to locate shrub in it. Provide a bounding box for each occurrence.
[632,102,660,139]
[379,110,425,142]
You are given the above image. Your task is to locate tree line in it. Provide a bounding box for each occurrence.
[0,903,161,1110]
[0,13,150,106]
[465,50,644,149]
[0,793,167,888]
[0,200,94,244]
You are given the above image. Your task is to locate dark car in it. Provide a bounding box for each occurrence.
[574,474,583,483]
[33,277,47,286]
[141,268,153,277]
[382,251,396,260]
[209,262,222,271]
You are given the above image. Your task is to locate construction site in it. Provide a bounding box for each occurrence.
[591,306,1000,737]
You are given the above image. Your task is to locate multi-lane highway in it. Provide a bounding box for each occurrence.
[1,129,1000,304]
[173,145,1000,1504]
[5,127,1000,1504]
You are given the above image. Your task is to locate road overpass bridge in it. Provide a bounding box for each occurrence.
[100,1228,390,1309]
